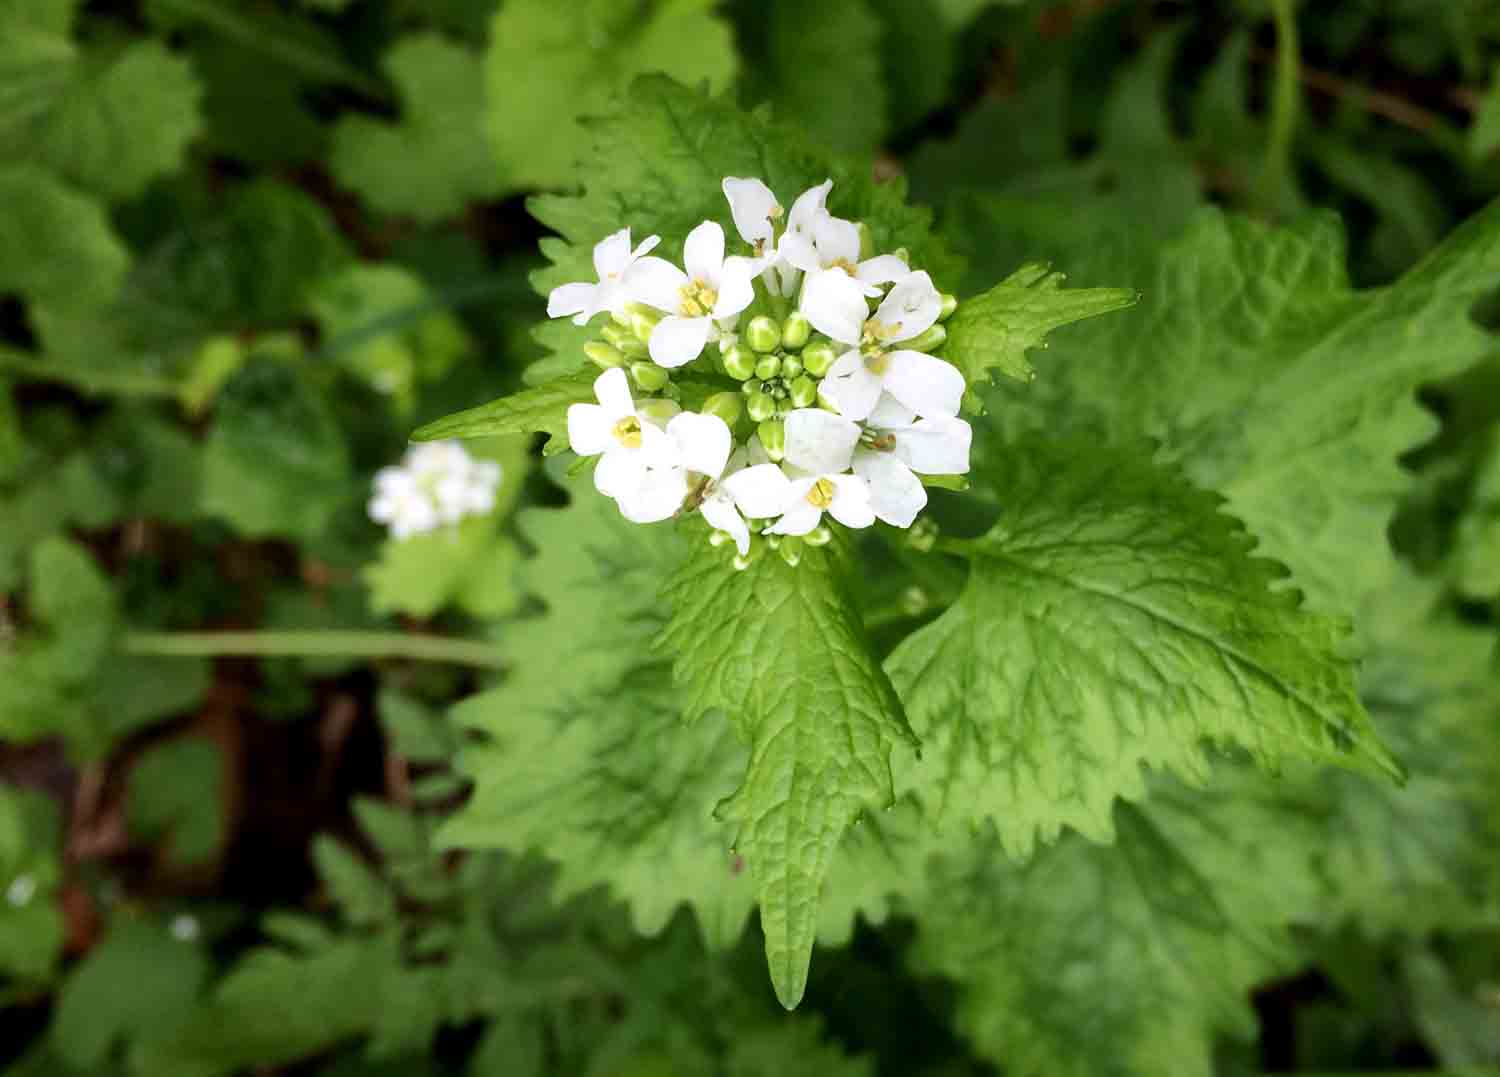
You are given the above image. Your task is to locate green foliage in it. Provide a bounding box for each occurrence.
[485,0,739,192]
[738,0,887,155]
[127,739,225,867]
[0,538,208,758]
[0,1,202,201]
[660,534,913,1009]
[201,357,354,541]
[50,919,209,1070]
[912,774,1328,1077]
[888,440,1396,856]
[310,263,471,410]
[410,369,597,451]
[4,3,1500,1074]
[0,787,64,986]
[331,34,501,221]
[942,261,1137,400]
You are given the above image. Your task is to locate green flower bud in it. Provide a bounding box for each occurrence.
[742,378,763,396]
[746,390,776,423]
[939,293,959,321]
[709,530,732,548]
[702,391,743,427]
[804,525,832,547]
[780,355,803,379]
[757,419,785,461]
[629,306,661,344]
[901,585,930,616]
[754,355,782,381]
[907,518,939,553]
[732,552,753,571]
[630,361,670,392]
[781,312,811,350]
[723,344,758,381]
[610,309,631,328]
[584,341,625,369]
[904,324,948,354]
[789,375,818,408]
[638,399,680,424]
[746,315,781,353]
[601,325,647,358]
[801,340,838,377]
[777,536,803,567]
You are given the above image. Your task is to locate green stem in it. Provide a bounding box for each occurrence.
[121,630,505,670]
[0,347,180,399]
[1258,0,1301,213]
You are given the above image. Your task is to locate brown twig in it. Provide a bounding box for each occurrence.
[1249,45,1453,135]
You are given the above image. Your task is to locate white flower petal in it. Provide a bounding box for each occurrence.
[882,350,965,418]
[818,352,884,421]
[867,393,917,429]
[827,474,876,529]
[722,177,779,247]
[799,269,869,346]
[566,402,616,456]
[853,449,926,528]
[618,469,690,523]
[701,491,751,555]
[547,281,599,324]
[712,256,757,319]
[723,463,794,519]
[786,180,832,232]
[593,367,635,420]
[814,214,861,266]
[648,315,712,368]
[631,234,661,260]
[770,498,822,536]
[626,256,688,313]
[684,220,726,284]
[667,411,732,480]
[895,416,972,475]
[594,449,646,499]
[876,270,942,341]
[856,255,910,287]
[778,230,821,274]
[592,228,634,280]
[784,408,860,475]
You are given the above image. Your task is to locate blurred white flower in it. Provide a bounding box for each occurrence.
[6,874,36,908]
[547,227,661,326]
[369,440,503,540]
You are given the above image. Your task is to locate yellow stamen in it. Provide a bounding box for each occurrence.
[829,257,859,276]
[678,279,719,318]
[612,415,642,448]
[806,478,836,509]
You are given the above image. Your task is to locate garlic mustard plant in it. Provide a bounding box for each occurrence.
[541,177,973,566]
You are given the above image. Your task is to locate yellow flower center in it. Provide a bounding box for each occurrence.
[830,257,860,276]
[678,279,719,318]
[611,415,642,448]
[806,477,836,509]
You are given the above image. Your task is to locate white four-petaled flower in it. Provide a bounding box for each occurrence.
[853,396,972,528]
[546,227,661,326]
[802,269,964,422]
[566,368,684,522]
[628,222,758,368]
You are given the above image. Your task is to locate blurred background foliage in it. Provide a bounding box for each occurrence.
[1,0,1499,1073]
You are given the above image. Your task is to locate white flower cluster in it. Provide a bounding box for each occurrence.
[369,441,502,540]
[548,176,972,564]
